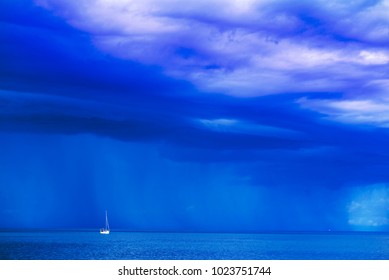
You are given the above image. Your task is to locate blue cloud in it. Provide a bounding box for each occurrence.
[2,0,389,231]
[28,0,389,97]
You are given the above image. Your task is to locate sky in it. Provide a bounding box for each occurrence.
[1,0,389,232]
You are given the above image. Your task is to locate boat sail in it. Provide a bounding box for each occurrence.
[100,210,110,234]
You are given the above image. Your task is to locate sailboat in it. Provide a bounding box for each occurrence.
[100,210,110,234]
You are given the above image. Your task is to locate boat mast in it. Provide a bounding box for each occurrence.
[105,210,110,230]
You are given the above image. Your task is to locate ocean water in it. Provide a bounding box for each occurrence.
[0,231,389,260]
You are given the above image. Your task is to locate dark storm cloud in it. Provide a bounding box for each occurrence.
[2,0,389,231]
[0,89,315,151]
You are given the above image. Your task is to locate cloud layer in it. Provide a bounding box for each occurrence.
[2,0,389,231]
[34,0,389,99]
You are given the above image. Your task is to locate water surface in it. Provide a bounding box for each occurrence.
[1,231,388,260]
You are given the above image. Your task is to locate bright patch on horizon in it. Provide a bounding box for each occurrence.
[348,185,389,228]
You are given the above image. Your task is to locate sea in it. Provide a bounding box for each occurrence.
[1,231,389,260]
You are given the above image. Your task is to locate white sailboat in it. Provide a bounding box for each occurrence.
[100,210,110,234]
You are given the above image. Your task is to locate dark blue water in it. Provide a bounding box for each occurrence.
[1,231,388,260]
